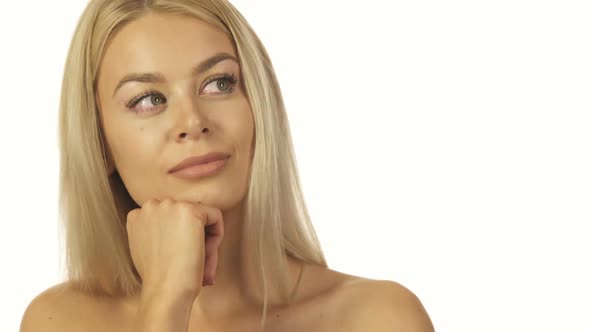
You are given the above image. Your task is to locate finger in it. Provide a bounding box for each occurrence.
[203,248,219,286]
[190,203,224,246]
[193,203,224,230]
[204,228,222,285]
[142,198,162,208]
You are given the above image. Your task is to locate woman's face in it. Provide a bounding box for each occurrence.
[96,13,254,210]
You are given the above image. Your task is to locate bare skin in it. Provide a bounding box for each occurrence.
[23,264,431,332]
[20,12,434,332]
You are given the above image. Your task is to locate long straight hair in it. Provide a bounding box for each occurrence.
[58,0,326,329]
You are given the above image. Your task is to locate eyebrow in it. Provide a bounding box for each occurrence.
[112,52,239,97]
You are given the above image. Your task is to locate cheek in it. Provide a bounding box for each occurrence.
[224,106,254,146]
[222,109,254,174]
[108,124,159,171]
[109,127,163,205]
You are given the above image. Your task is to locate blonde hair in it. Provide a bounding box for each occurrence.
[58,0,326,329]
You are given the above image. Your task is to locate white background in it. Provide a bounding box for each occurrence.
[1,0,589,331]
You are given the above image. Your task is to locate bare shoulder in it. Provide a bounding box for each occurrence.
[20,282,73,331]
[300,264,434,332]
[20,281,115,332]
[334,276,435,332]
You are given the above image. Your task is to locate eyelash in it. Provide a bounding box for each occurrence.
[125,73,239,114]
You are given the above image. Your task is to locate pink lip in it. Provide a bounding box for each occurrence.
[169,157,229,180]
[169,152,231,179]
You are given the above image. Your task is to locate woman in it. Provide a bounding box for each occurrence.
[20,0,434,331]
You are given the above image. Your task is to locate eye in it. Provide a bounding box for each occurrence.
[126,90,167,114]
[125,73,239,114]
[201,73,238,96]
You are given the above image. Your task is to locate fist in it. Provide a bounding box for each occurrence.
[126,198,224,298]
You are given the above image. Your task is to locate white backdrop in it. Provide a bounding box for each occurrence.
[1,1,588,331]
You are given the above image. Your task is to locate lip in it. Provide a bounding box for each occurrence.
[169,152,231,174]
[169,157,229,180]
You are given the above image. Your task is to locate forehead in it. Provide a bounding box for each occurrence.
[98,13,236,89]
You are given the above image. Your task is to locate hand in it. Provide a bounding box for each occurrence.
[126,198,224,299]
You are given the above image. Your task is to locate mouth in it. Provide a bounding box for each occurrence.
[169,156,229,180]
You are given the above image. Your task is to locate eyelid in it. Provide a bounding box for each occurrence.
[125,88,160,108]
[201,72,238,95]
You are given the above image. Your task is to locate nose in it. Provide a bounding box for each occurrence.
[171,95,211,142]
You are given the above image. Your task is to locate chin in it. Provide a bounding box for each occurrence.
[174,190,245,211]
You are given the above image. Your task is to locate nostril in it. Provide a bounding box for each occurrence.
[202,128,209,133]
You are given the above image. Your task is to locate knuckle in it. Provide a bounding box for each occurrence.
[173,201,195,218]
[161,198,174,205]
[190,207,207,226]
[143,198,158,209]
[126,208,138,220]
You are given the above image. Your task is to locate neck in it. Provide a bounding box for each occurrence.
[193,201,305,319]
